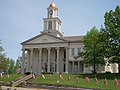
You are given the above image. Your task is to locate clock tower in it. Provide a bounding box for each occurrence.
[42,2,63,37]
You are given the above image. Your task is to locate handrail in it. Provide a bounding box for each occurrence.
[12,74,35,87]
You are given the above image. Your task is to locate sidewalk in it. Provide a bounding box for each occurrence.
[1,86,95,90]
[1,86,50,90]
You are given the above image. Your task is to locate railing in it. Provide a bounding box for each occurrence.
[12,74,35,87]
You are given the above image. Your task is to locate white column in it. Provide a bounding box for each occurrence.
[72,61,74,73]
[38,48,42,75]
[46,22,48,30]
[30,48,34,73]
[65,47,69,73]
[27,50,31,72]
[25,49,29,72]
[21,48,25,74]
[113,63,118,73]
[78,61,80,73]
[47,48,51,72]
[44,21,47,30]
[56,47,60,73]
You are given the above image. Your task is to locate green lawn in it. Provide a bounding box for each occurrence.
[0,73,120,90]
[0,74,21,83]
[31,73,120,90]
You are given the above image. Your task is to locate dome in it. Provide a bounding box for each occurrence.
[49,2,56,8]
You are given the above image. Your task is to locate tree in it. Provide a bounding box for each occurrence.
[9,58,15,74]
[0,40,4,53]
[14,56,21,73]
[0,40,9,71]
[104,6,120,73]
[80,27,105,73]
[99,26,113,64]
[0,40,21,74]
[0,54,10,71]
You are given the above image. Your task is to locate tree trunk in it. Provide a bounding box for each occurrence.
[93,55,96,74]
[93,62,96,74]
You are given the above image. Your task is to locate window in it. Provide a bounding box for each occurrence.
[42,39,48,43]
[48,21,52,30]
[77,48,81,53]
[71,48,75,56]
[64,50,66,58]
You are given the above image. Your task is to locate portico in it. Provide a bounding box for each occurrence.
[21,46,69,74]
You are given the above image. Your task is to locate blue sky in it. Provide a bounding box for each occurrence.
[0,0,120,60]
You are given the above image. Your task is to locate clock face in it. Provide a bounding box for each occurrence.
[49,10,53,15]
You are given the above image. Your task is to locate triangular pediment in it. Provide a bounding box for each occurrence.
[21,33,68,45]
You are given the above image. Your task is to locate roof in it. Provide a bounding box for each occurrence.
[21,32,84,45]
[21,32,68,45]
[63,36,83,41]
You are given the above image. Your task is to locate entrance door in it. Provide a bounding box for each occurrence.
[45,63,47,72]
[74,61,78,73]
[50,62,53,72]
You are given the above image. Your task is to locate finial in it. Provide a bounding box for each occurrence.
[49,2,56,8]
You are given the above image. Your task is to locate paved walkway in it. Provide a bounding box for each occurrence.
[1,86,95,90]
[1,86,49,90]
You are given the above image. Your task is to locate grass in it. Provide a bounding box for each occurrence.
[0,73,120,90]
[31,73,120,90]
[0,74,21,83]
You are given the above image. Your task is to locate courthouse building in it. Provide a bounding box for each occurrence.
[21,2,118,75]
